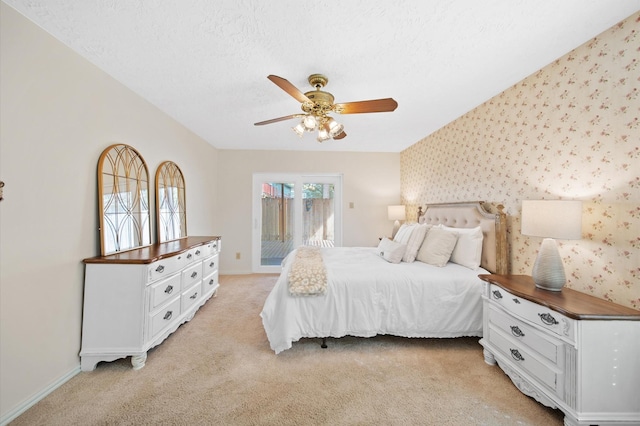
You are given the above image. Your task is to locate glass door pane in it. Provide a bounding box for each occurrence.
[260,182,294,266]
[302,183,335,248]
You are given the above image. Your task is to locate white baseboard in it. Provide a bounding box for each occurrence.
[0,365,80,426]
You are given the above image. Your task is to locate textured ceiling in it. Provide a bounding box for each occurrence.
[4,1,640,152]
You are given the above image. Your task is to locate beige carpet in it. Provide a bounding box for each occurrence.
[12,274,565,425]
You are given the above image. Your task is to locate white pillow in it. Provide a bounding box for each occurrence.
[377,237,406,264]
[393,223,416,245]
[415,227,458,267]
[442,225,484,270]
[402,224,430,263]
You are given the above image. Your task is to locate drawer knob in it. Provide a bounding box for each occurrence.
[196,250,201,255]
[510,326,525,337]
[155,265,165,273]
[492,290,503,300]
[190,292,198,300]
[163,311,173,321]
[191,271,198,278]
[512,298,521,304]
[187,253,193,259]
[164,285,174,294]
[510,348,525,362]
[538,312,558,326]
[209,262,215,268]
[209,279,214,286]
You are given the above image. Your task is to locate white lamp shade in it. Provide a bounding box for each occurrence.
[387,205,406,221]
[521,200,582,240]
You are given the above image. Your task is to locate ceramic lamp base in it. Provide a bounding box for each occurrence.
[532,238,566,291]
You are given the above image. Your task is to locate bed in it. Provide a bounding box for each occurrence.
[260,201,508,354]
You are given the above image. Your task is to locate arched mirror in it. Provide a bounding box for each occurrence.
[155,161,187,242]
[98,144,152,255]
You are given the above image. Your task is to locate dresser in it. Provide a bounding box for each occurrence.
[479,274,640,426]
[80,236,221,371]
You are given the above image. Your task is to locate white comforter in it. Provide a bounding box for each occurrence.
[260,247,486,354]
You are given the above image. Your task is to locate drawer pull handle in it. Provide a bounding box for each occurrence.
[155,265,165,273]
[538,313,558,326]
[512,298,520,304]
[191,271,198,278]
[196,250,201,255]
[209,262,215,268]
[510,349,525,362]
[209,279,214,286]
[190,292,198,300]
[187,253,193,259]
[163,311,173,321]
[164,285,174,294]
[510,326,525,337]
[492,290,503,300]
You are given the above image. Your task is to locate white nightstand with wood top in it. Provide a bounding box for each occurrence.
[478,274,640,426]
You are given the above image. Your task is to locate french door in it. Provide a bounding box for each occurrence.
[252,173,342,273]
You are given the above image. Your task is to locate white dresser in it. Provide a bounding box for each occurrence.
[479,274,640,426]
[80,236,221,371]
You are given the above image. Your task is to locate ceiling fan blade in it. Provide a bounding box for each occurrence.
[333,98,398,114]
[254,114,304,126]
[333,131,347,140]
[267,75,311,104]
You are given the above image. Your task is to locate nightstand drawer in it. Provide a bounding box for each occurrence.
[488,324,563,396]
[489,284,575,343]
[488,306,564,365]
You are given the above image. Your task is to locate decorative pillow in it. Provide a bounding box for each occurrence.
[415,227,458,267]
[402,224,431,263]
[442,225,484,270]
[377,237,406,264]
[393,223,416,245]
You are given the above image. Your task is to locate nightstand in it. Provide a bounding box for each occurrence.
[478,274,640,426]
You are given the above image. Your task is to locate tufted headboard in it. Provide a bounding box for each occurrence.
[418,201,507,274]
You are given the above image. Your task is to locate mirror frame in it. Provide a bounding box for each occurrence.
[97,143,152,255]
[155,160,187,243]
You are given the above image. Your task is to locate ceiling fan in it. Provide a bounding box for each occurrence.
[254,74,398,142]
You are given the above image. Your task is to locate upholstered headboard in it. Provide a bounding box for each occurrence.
[418,201,507,274]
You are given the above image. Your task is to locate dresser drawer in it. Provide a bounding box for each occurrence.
[488,306,564,365]
[203,254,219,276]
[182,262,203,288]
[149,273,181,310]
[149,297,181,338]
[202,270,219,296]
[181,282,202,312]
[488,324,563,396]
[488,284,575,343]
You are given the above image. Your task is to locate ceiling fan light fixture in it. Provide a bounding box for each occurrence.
[302,115,317,131]
[327,119,344,138]
[292,122,305,137]
[317,128,330,142]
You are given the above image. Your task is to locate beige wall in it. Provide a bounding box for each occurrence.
[218,150,401,274]
[401,12,640,309]
[0,4,219,421]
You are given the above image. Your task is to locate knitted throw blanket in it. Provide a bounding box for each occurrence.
[288,246,327,296]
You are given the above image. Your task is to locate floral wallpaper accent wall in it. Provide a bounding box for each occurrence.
[401,12,640,309]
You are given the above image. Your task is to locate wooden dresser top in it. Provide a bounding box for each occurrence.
[479,274,640,321]
[83,236,221,265]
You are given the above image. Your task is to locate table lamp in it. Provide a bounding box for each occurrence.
[388,205,406,239]
[521,200,582,291]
